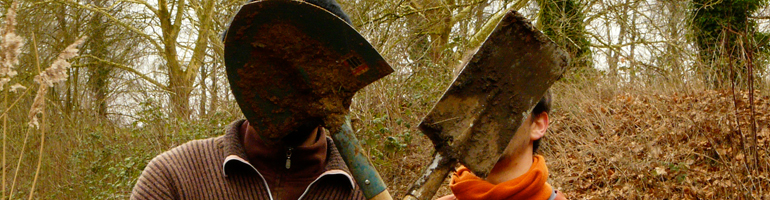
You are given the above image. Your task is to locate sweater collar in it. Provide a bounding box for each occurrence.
[240,120,327,178]
[219,119,355,189]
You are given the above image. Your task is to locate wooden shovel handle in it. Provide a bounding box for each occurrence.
[404,153,456,200]
[329,116,393,200]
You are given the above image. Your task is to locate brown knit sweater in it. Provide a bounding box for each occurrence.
[130,120,365,200]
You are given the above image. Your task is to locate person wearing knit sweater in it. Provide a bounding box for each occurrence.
[437,91,567,200]
[130,0,368,199]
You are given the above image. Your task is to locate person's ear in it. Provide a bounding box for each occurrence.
[530,112,549,141]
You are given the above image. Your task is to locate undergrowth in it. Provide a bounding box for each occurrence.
[543,75,769,199]
[5,62,768,199]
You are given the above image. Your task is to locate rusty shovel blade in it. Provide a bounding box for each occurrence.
[224,0,393,140]
[418,10,569,178]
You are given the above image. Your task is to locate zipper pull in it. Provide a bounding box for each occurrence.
[285,147,293,169]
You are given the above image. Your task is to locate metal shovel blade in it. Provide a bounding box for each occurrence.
[418,10,569,178]
[224,0,393,140]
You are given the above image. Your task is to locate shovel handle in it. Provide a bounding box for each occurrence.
[330,116,393,200]
[404,152,456,200]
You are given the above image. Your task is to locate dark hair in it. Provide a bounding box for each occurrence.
[531,90,552,153]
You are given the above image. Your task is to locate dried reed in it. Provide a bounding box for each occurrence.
[1,2,21,200]
[0,1,85,198]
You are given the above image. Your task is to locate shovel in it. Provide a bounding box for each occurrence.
[224,0,393,199]
[403,10,569,200]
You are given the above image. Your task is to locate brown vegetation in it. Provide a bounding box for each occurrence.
[545,78,769,199]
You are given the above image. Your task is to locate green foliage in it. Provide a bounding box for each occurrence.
[691,0,768,88]
[64,129,151,200]
[39,114,234,199]
[134,97,166,127]
[536,0,592,69]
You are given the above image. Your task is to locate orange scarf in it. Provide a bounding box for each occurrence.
[449,155,553,200]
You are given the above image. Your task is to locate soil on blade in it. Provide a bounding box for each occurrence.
[235,21,355,140]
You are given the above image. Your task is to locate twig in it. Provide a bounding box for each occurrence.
[8,127,31,200]
[28,110,44,200]
[27,31,45,200]
[743,32,761,195]
[728,47,746,158]
[2,78,6,200]
[57,0,163,53]
[0,87,30,119]
[722,29,757,198]
[748,15,770,19]
[71,55,169,91]
[368,0,487,24]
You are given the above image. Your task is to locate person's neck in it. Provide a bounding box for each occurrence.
[239,121,326,175]
[485,146,534,185]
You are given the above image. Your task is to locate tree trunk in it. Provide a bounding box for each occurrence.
[209,61,219,115]
[199,62,207,118]
[629,1,637,83]
[663,0,683,79]
[88,0,109,119]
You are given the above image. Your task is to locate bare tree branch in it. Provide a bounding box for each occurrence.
[59,0,164,53]
[73,55,168,92]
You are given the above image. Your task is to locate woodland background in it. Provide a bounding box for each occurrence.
[0,0,769,199]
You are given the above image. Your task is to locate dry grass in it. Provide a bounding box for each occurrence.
[543,77,769,199]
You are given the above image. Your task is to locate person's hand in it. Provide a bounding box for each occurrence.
[435,194,456,200]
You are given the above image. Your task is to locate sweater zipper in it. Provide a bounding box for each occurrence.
[285,147,292,169]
